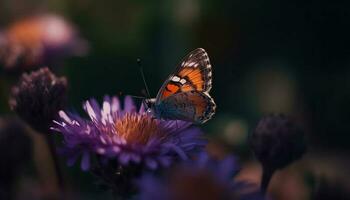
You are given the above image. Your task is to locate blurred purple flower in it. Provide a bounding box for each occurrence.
[250,114,306,170]
[52,96,206,171]
[137,153,266,200]
[0,14,88,71]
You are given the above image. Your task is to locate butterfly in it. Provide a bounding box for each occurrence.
[145,48,216,124]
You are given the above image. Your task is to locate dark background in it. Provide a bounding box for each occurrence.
[0,0,349,199]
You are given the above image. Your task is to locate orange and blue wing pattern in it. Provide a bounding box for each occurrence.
[156,48,212,100]
[156,91,215,124]
[151,48,216,124]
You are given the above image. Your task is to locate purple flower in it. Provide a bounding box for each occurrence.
[0,14,88,71]
[137,153,266,200]
[52,96,206,171]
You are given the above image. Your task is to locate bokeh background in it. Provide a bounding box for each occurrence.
[0,0,349,199]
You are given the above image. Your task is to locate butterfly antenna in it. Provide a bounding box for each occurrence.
[129,95,146,99]
[138,58,151,99]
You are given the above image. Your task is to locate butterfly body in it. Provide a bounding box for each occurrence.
[146,48,216,124]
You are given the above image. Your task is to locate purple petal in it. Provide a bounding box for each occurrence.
[162,143,188,160]
[111,97,120,112]
[158,156,172,167]
[83,101,98,121]
[130,153,141,163]
[139,102,146,113]
[196,152,210,168]
[81,151,90,171]
[218,156,239,181]
[103,95,111,103]
[124,96,136,113]
[66,153,79,166]
[119,152,131,165]
[145,158,158,170]
[89,98,101,114]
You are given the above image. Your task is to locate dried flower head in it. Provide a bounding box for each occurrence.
[9,67,68,133]
[0,14,88,71]
[137,153,265,200]
[250,114,306,170]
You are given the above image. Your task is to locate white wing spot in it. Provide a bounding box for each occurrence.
[171,76,181,82]
[208,71,212,77]
[180,79,187,84]
[188,62,196,67]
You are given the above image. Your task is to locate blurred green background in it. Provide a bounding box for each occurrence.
[0,0,349,199]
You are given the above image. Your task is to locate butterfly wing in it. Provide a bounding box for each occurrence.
[155,48,213,102]
[157,91,216,124]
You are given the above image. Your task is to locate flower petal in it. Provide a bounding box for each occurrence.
[145,157,158,170]
[66,153,79,166]
[81,151,90,171]
[119,152,131,165]
[139,102,146,113]
[124,96,136,113]
[111,97,120,112]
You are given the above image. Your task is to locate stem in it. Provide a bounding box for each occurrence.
[45,135,65,193]
[260,165,275,195]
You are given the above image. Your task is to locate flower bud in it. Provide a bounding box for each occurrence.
[250,114,306,170]
[9,67,68,133]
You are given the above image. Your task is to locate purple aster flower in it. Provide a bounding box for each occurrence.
[52,95,206,197]
[137,153,266,200]
[52,95,206,171]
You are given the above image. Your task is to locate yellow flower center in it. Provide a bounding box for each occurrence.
[115,113,166,144]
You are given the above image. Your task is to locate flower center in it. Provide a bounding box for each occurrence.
[115,113,166,144]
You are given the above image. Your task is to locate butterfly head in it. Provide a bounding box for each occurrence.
[143,98,156,114]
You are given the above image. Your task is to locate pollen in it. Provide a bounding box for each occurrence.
[115,113,166,144]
